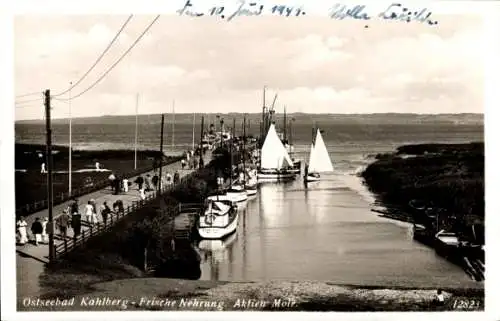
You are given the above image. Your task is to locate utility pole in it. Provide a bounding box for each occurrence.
[134,93,139,170]
[158,114,164,193]
[44,89,55,262]
[199,116,204,168]
[68,82,72,196]
[171,100,175,148]
[192,112,196,150]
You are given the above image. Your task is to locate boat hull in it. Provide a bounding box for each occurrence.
[257,171,296,182]
[198,212,239,239]
[304,173,321,182]
[245,186,257,196]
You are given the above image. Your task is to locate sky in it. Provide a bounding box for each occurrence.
[14,11,484,120]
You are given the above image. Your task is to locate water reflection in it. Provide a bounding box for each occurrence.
[198,229,238,281]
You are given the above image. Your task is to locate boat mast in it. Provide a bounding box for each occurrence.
[230,118,236,188]
[261,86,266,147]
[283,105,287,142]
[243,115,246,184]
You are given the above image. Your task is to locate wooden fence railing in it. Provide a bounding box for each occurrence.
[16,156,183,217]
[52,169,200,259]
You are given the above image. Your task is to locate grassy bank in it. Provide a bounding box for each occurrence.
[361,142,484,243]
[15,143,181,215]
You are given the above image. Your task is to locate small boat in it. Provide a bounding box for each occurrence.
[198,199,238,239]
[257,123,296,182]
[244,175,258,196]
[290,159,301,174]
[226,184,248,203]
[304,128,334,182]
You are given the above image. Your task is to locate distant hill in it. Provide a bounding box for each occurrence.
[16,113,484,126]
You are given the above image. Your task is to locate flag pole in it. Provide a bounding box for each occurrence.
[134,93,139,170]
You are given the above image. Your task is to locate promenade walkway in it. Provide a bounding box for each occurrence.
[16,151,212,264]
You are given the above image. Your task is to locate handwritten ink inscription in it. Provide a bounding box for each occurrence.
[176,1,438,26]
[379,3,438,25]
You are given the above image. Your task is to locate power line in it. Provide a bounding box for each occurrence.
[56,15,160,102]
[16,91,42,98]
[52,14,134,97]
[15,96,43,105]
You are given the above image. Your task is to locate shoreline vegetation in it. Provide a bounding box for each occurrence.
[15,143,181,215]
[21,142,484,311]
[361,142,484,242]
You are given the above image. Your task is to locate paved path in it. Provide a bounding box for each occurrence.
[16,151,212,264]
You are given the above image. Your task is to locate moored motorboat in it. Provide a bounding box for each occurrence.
[197,199,238,239]
[226,184,248,204]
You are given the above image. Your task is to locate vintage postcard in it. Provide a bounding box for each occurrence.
[2,0,499,320]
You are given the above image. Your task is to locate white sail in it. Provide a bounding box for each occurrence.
[309,129,333,172]
[260,123,293,169]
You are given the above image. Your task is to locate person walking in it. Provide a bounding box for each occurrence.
[31,218,43,246]
[71,212,82,240]
[70,198,79,215]
[16,216,28,245]
[41,217,49,244]
[91,199,99,224]
[173,171,180,185]
[41,162,47,174]
[85,201,94,224]
[114,176,121,195]
[166,173,173,186]
[135,176,144,191]
[108,173,116,192]
[152,175,159,190]
[100,201,111,225]
[145,174,152,192]
[123,178,129,193]
[57,209,70,239]
[181,159,186,169]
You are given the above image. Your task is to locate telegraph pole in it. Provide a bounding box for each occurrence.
[171,100,175,148]
[158,114,165,193]
[44,89,55,262]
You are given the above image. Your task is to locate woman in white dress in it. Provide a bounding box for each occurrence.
[41,217,49,243]
[16,217,28,245]
[85,201,94,223]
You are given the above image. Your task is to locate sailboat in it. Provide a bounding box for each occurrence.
[257,123,296,181]
[304,129,334,182]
